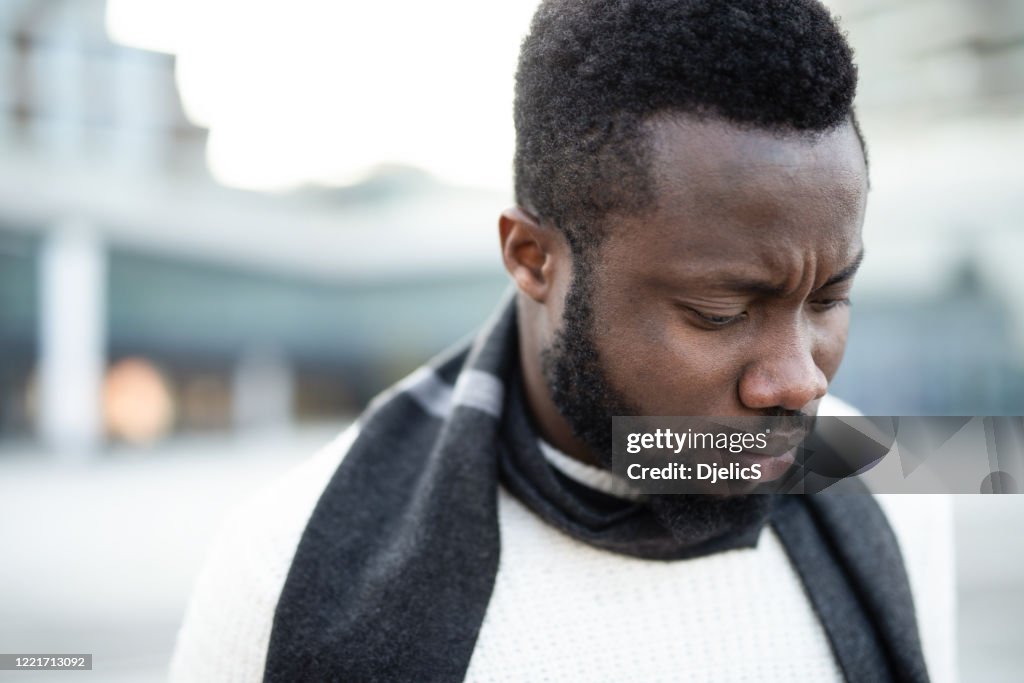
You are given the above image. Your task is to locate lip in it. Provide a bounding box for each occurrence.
[732,447,797,482]
[765,428,807,443]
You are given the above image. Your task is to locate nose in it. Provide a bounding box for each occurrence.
[738,339,828,412]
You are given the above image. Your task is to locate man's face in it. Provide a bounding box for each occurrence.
[543,116,868,464]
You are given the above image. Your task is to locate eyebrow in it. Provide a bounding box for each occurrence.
[704,248,865,296]
[820,248,865,289]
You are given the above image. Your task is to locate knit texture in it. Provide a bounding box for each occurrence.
[170,426,955,683]
[170,297,952,682]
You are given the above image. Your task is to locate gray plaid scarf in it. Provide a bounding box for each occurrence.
[263,296,929,683]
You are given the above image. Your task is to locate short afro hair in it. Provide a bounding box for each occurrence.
[513,0,862,251]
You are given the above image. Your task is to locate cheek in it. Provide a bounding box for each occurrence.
[814,309,851,380]
[594,299,735,411]
[595,298,853,412]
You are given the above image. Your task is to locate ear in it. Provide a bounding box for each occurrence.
[498,207,563,303]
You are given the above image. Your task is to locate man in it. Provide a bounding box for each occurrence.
[172,1,954,681]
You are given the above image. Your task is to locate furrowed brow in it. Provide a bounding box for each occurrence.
[712,279,789,297]
[689,248,865,296]
[820,248,865,289]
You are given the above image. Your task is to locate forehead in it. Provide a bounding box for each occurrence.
[646,114,866,204]
[601,115,868,278]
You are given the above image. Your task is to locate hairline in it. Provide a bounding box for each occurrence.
[526,110,868,258]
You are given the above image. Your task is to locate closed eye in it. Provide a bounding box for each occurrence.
[811,297,851,312]
[685,306,747,328]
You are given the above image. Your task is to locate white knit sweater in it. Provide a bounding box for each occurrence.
[171,403,956,682]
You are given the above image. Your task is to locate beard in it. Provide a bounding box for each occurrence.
[540,254,773,544]
[540,254,635,465]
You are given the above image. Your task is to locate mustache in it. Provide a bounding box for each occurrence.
[751,410,816,436]
[659,413,815,455]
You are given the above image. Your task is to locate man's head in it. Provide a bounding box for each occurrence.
[500,0,869,466]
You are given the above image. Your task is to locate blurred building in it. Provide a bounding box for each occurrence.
[824,0,1024,413]
[0,0,509,454]
[0,0,1022,457]
[831,0,1024,119]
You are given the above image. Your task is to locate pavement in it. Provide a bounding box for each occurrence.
[0,428,335,682]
